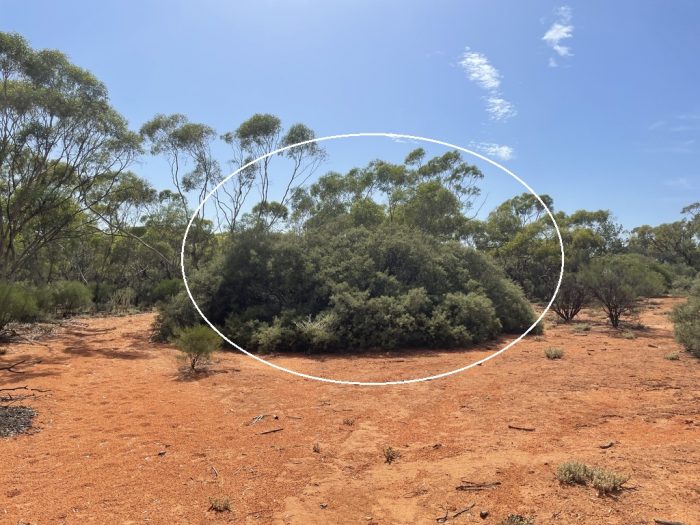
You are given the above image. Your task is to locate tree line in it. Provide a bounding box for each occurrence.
[1,31,698,358]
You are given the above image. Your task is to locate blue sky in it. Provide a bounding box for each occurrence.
[3,0,699,227]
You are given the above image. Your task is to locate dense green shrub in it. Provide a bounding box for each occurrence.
[175,324,221,371]
[206,223,538,354]
[150,278,183,303]
[0,282,39,330]
[671,276,700,357]
[51,281,93,315]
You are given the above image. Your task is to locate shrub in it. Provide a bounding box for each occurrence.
[150,278,183,303]
[52,281,92,316]
[664,353,679,361]
[312,442,321,453]
[383,446,400,464]
[544,347,564,359]
[556,461,591,485]
[208,497,231,512]
[556,461,628,496]
[108,287,136,313]
[580,254,665,328]
[0,282,38,330]
[589,467,629,496]
[552,273,587,322]
[671,276,700,357]
[175,325,221,372]
[571,323,591,333]
[499,516,534,525]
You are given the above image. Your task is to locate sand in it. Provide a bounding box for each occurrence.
[1,298,698,524]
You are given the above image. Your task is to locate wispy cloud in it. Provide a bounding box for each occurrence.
[459,48,516,121]
[470,142,515,161]
[543,6,574,67]
[663,177,693,189]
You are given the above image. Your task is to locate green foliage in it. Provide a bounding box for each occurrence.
[108,287,136,313]
[0,282,39,330]
[556,461,628,496]
[552,273,587,322]
[580,254,666,327]
[175,324,221,371]
[150,279,183,303]
[51,281,93,316]
[671,276,700,357]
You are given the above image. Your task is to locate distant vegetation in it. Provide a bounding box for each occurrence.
[1,31,699,356]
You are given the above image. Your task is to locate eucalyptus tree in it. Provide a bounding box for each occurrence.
[0,32,141,279]
[221,114,326,230]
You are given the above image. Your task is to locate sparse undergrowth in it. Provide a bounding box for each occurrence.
[571,323,591,333]
[208,497,231,513]
[342,417,355,426]
[312,442,321,453]
[664,353,680,361]
[383,446,400,464]
[499,515,534,525]
[556,461,629,496]
[544,347,564,359]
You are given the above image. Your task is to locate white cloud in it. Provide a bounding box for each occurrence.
[543,6,574,64]
[459,50,501,90]
[485,97,517,121]
[471,142,515,161]
[459,48,516,121]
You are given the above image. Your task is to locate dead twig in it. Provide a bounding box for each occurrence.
[453,503,475,518]
[455,480,501,491]
[258,427,283,435]
[508,424,535,432]
[654,520,684,525]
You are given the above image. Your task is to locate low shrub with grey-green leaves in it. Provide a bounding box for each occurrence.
[175,325,222,372]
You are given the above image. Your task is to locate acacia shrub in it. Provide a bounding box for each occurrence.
[213,223,537,353]
[580,254,665,328]
[671,275,700,357]
[0,282,39,331]
[51,281,93,316]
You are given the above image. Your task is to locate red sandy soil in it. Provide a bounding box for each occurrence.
[1,298,698,524]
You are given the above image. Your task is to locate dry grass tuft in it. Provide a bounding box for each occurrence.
[383,446,400,464]
[544,347,564,359]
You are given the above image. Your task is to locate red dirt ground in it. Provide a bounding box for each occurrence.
[1,298,698,524]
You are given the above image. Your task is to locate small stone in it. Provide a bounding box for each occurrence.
[320,503,327,509]
[480,510,489,519]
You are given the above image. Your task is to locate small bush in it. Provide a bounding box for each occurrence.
[0,282,39,330]
[571,323,591,333]
[108,287,136,313]
[175,325,221,372]
[671,276,700,357]
[620,330,636,340]
[312,442,321,453]
[664,353,679,361]
[499,515,534,525]
[343,417,355,426]
[544,347,564,360]
[52,281,92,316]
[589,467,629,496]
[556,461,591,485]
[383,446,400,464]
[208,497,231,512]
[556,461,628,496]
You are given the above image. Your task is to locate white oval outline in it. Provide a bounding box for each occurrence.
[181,133,565,386]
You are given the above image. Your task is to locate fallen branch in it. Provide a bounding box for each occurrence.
[453,503,475,518]
[0,359,42,373]
[456,481,501,491]
[258,428,283,435]
[508,424,535,432]
[654,520,684,525]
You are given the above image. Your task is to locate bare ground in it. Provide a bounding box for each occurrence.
[0,298,698,524]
